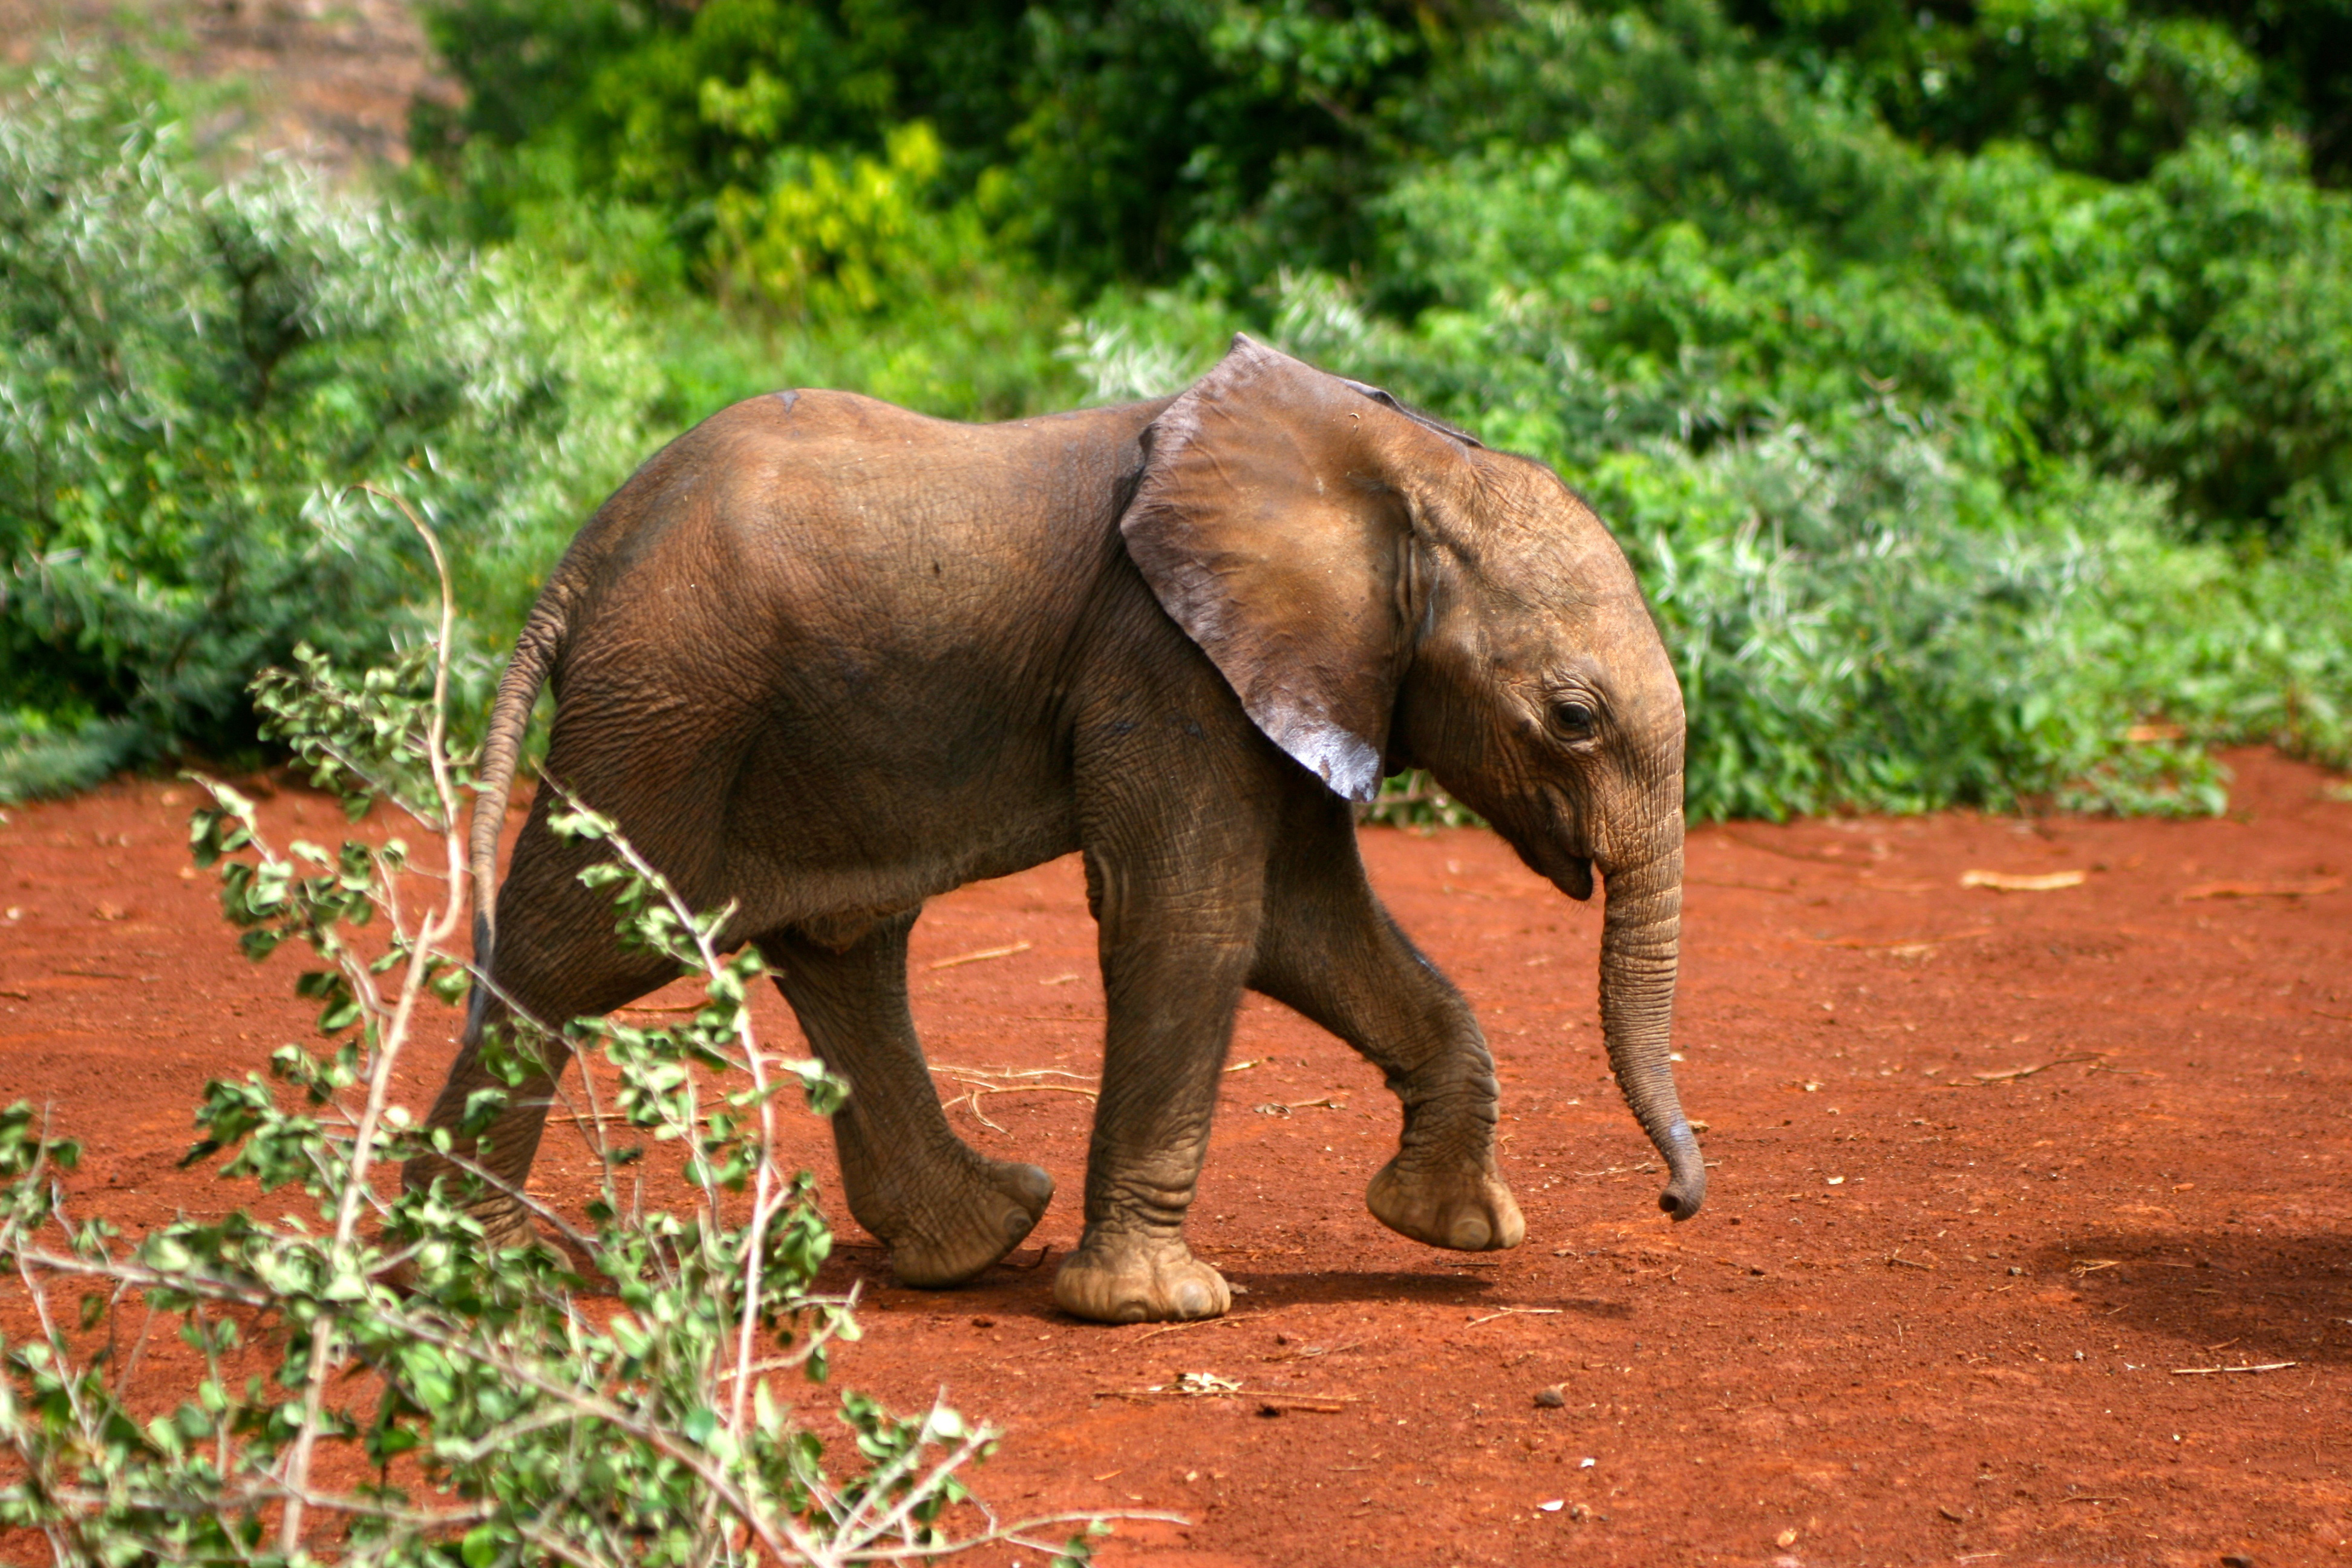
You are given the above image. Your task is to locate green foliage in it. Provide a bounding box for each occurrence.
[1725,0,2352,184]
[708,122,965,318]
[1359,769,1485,829]
[0,608,1117,1564]
[412,0,1460,290]
[0,62,662,803]
[1362,1,2352,546]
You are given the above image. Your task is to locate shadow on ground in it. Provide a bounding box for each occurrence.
[2032,1229,2352,1364]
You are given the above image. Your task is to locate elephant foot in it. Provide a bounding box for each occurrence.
[849,1149,1054,1289]
[378,1195,550,1295]
[469,1195,544,1253]
[401,1154,543,1255]
[1367,1157,1525,1252]
[1052,1235,1230,1324]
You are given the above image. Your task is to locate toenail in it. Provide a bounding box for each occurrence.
[1010,1165,1053,1206]
[1449,1215,1492,1250]
[1174,1280,1210,1318]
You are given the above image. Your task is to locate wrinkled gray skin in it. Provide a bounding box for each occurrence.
[403,335,1705,1324]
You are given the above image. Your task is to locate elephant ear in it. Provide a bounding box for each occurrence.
[1120,334,1479,802]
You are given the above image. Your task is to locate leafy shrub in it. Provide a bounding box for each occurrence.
[1370,2,2352,547]
[0,62,662,802]
[1726,0,2349,184]
[1928,130,2352,543]
[0,558,1117,1564]
[413,0,1460,289]
[710,122,969,318]
[1175,4,2352,814]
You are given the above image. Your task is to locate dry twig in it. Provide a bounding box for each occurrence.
[1263,1339,1364,1363]
[942,1083,1097,1131]
[1130,1317,1244,1344]
[1721,832,1870,866]
[1960,868,2085,891]
[929,941,1031,970]
[1969,1053,2106,1083]
[929,1063,1099,1129]
[1093,1382,1356,1410]
[1467,1307,1561,1327]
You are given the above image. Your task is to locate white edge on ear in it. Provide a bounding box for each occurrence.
[1274,720,1385,803]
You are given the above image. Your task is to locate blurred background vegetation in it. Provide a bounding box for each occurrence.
[5,0,2351,820]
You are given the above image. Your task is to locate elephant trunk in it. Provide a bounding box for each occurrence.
[1598,834,1705,1220]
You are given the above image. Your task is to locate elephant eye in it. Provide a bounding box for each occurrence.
[1550,699,1597,738]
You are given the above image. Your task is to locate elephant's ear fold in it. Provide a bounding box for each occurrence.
[1120,333,1475,802]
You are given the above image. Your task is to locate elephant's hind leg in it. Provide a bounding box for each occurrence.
[407,933,679,1252]
[1253,803,1524,1254]
[759,913,1053,1288]
[408,782,737,1252]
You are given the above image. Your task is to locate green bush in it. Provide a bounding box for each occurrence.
[1223,4,2352,815]
[0,63,662,802]
[0,603,1119,1564]
[411,0,1459,290]
[1368,2,2352,546]
[1725,0,2350,185]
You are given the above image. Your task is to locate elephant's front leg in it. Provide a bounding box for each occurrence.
[1051,852,1260,1324]
[1252,800,1523,1253]
[759,913,1053,1288]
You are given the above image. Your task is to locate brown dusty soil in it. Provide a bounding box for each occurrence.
[2,751,2350,1567]
[0,0,445,178]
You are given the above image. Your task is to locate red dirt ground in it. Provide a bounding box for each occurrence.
[3,751,2349,1567]
[1,0,445,180]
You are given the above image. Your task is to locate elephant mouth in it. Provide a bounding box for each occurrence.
[1493,826,1593,900]
[1527,783,1594,900]
[1441,778,1593,898]
[1552,855,1594,901]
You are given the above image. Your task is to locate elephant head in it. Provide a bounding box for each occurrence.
[1122,334,1705,1221]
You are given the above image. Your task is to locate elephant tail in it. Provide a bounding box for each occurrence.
[466,585,570,996]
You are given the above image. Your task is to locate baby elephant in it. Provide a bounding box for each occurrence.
[404,335,1705,1322]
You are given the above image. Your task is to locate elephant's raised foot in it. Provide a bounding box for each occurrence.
[452,1194,543,1255]
[1052,1236,1230,1323]
[377,1192,556,1295]
[864,1154,1054,1289]
[1367,1157,1525,1252]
